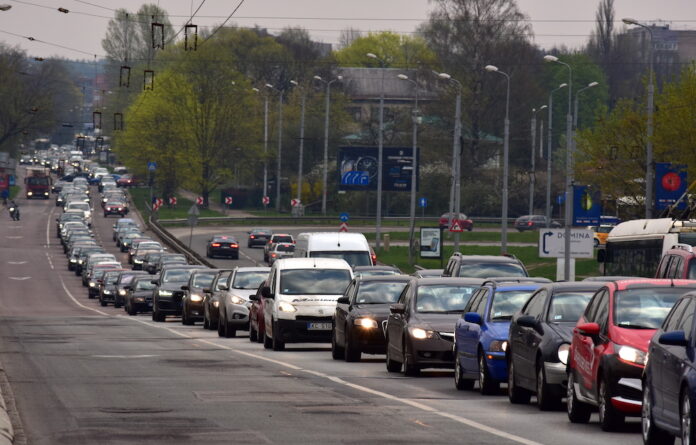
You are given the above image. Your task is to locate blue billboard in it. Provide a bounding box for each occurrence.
[338,146,419,192]
[573,185,602,226]
[655,162,687,210]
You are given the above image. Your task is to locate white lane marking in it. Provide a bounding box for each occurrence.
[46,205,53,247]
[6,236,23,239]
[45,252,54,270]
[8,226,22,229]
[58,274,109,316]
[92,355,158,359]
[7,261,27,265]
[8,277,31,281]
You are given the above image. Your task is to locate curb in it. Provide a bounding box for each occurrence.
[0,367,13,445]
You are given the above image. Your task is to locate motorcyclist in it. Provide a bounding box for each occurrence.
[8,199,19,221]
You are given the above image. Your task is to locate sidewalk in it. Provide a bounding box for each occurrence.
[0,361,15,445]
[177,189,256,218]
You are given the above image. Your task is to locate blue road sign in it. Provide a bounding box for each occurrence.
[339,212,350,223]
[341,171,369,186]
[8,175,15,186]
[147,161,157,172]
[419,197,427,208]
[556,193,565,206]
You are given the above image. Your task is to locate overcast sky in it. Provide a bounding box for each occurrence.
[1,0,695,59]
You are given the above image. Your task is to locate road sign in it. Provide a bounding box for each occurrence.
[420,227,442,259]
[152,198,163,211]
[339,212,350,223]
[339,222,349,232]
[147,161,157,172]
[449,220,463,233]
[168,197,177,206]
[262,196,270,205]
[196,196,204,205]
[419,197,427,208]
[291,199,301,207]
[224,196,233,205]
[539,228,594,258]
[188,204,200,216]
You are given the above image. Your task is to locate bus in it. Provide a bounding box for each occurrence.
[599,218,696,277]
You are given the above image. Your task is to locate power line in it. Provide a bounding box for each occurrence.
[201,0,247,46]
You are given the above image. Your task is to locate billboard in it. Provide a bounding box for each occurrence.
[655,162,687,210]
[572,185,602,226]
[338,146,419,192]
[420,227,442,259]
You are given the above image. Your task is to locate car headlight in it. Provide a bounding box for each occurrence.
[230,295,245,305]
[615,344,647,366]
[489,340,508,353]
[103,290,112,295]
[78,259,84,264]
[190,293,204,303]
[158,290,173,296]
[27,192,33,196]
[118,289,127,296]
[134,259,143,263]
[557,343,570,365]
[89,282,96,287]
[278,301,297,312]
[409,327,435,339]
[354,318,378,329]
[70,258,77,263]
[134,297,145,302]
[212,300,220,308]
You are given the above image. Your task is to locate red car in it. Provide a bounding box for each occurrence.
[566,279,696,431]
[248,281,268,344]
[103,201,128,217]
[116,175,135,187]
[438,212,473,231]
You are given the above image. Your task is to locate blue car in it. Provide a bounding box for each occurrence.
[642,290,696,444]
[454,278,550,394]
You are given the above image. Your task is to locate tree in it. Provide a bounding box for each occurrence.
[334,32,437,69]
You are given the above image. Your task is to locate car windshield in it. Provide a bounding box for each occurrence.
[135,280,156,291]
[272,235,293,243]
[459,263,527,278]
[358,270,399,277]
[355,281,408,304]
[232,271,268,289]
[215,272,233,290]
[614,288,689,329]
[276,244,295,253]
[104,273,121,284]
[548,291,594,323]
[118,275,137,285]
[162,269,195,283]
[253,230,271,235]
[415,285,477,313]
[69,203,89,211]
[191,272,217,288]
[489,290,536,320]
[279,269,352,295]
[309,251,371,267]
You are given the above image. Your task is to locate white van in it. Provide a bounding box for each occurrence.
[294,232,374,267]
[261,257,353,351]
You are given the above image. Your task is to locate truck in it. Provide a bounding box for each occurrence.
[24,166,52,199]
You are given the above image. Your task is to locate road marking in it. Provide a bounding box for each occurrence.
[8,277,31,281]
[45,252,54,270]
[6,236,22,240]
[7,261,27,265]
[58,275,109,316]
[92,355,158,359]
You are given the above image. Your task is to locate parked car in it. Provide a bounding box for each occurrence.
[216,267,270,338]
[454,278,550,393]
[385,277,482,376]
[442,252,528,278]
[566,279,696,431]
[642,289,696,444]
[514,215,560,231]
[181,269,220,325]
[247,228,272,248]
[205,235,239,259]
[438,212,473,231]
[507,281,602,409]
[202,269,234,330]
[332,275,410,362]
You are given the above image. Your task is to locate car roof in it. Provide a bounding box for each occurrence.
[274,258,351,269]
[455,255,523,264]
[414,277,485,286]
[609,279,696,291]
[234,266,271,272]
[354,265,400,271]
[537,281,604,293]
[356,275,411,283]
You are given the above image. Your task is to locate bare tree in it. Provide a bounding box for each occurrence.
[338,28,362,49]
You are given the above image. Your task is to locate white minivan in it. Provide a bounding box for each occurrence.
[294,232,374,267]
[262,257,353,351]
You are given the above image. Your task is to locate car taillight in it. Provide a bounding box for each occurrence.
[211,243,221,247]
[271,253,277,258]
[250,235,255,239]
[371,252,377,265]
[230,243,238,248]
[527,221,533,226]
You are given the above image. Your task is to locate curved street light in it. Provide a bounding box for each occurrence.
[313,74,342,216]
[529,105,548,215]
[365,52,387,249]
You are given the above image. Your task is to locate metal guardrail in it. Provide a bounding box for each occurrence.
[155,215,516,226]
[147,214,215,268]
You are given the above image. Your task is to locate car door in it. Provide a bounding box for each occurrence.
[335,281,356,345]
[573,289,607,398]
[263,270,277,337]
[387,284,411,359]
[460,289,489,375]
[514,289,547,385]
[662,297,694,425]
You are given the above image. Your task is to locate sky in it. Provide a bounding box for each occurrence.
[0,0,695,60]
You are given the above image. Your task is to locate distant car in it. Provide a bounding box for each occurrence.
[116,174,135,187]
[514,215,561,231]
[103,201,128,217]
[263,234,294,262]
[267,243,295,265]
[589,224,614,247]
[247,228,272,248]
[655,243,696,279]
[181,269,220,325]
[438,212,473,231]
[442,252,528,278]
[353,265,401,278]
[206,235,239,259]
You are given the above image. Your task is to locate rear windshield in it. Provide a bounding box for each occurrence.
[489,290,536,321]
[192,272,217,288]
[135,280,156,291]
[415,285,477,313]
[309,251,371,267]
[276,244,295,252]
[614,287,690,329]
[355,281,407,304]
[548,291,594,323]
[232,271,268,289]
[273,235,293,243]
[279,269,351,295]
[162,269,195,283]
[459,263,527,278]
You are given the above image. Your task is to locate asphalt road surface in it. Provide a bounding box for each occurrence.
[0,195,641,444]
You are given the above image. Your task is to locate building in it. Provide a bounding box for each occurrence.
[624,24,696,83]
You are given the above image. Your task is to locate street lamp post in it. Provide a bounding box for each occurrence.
[530,105,547,215]
[252,87,269,207]
[265,83,284,212]
[544,54,573,281]
[313,75,342,216]
[437,72,463,251]
[574,82,599,131]
[290,80,305,210]
[546,83,567,227]
[485,65,511,254]
[397,73,420,265]
[367,52,386,250]
[623,18,655,219]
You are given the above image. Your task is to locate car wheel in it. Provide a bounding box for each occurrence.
[599,377,624,431]
[203,307,210,329]
[225,324,236,338]
[263,330,272,349]
[385,338,401,373]
[127,303,137,316]
[642,383,674,445]
[682,390,694,445]
[152,308,165,322]
[508,359,531,404]
[478,352,498,395]
[182,309,194,326]
[344,329,361,362]
[272,319,285,351]
[403,340,420,377]
[249,324,258,342]
[331,328,344,360]
[454,352,474,390]
[566,371,592,423]
[537,362,561,411]
[218,313,226,337]
[99,298,107,307]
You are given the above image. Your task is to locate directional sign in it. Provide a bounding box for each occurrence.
[147,161,157,172]
[339,222,349,232]
[291,199,301,207]
[419,197,428,208]
[539,228,594,258]
[339,212,350,223]
[262,196,270,205]
[224,196,233,205]
[196,196,204,205]
[152,198,163,211]
[168,197,177,206]
[188,204,200,216]
[449,220,463,233]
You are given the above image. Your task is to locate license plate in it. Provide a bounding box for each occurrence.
[148,302,153,307]
[307,322,331,331]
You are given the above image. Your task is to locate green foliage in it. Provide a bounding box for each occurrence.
[334,32,437,68]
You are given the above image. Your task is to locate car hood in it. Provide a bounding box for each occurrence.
[413,313,462,333]
[546,322,575,343]
[609,325,656,352]
[284,294,343,305]
[159,282,187,292]
[351,303,392,319]
[226,288,257,300]
[133,290,153,297]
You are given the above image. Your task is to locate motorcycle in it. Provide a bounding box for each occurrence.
[9,206,19,221]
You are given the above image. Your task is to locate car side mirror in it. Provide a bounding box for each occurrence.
[517,315,543,334]
[151,280,159,285]
[219,285,229,291]
[659,330,688,347]
[464,312,482,325]
[181,285,189,291]
[249,294,259,301]
[261,286,274,299]
[390,303,405,314]
[337,296,350,305]
[576,322,600,336]
[202,287,212,294]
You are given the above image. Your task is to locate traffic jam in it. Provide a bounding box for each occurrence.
[47,156,696,445]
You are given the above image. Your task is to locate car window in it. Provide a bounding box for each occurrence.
[522,289,546,318]
[614,288,687,330]
[458,262,527,278]
[279,269,351,295]
[191,272,217,288]
[594,292,610,334]
[584,289,605,322]
[668,256,682,278]
[232,271,268,290]
[548,291,594,323]
[676,299,696,335]
[664,298,690,332]
[343,281,356,300]
[354,281,408,304]
[474,290,489,316]
[464,290,481,312]
[656,256,672,278]
[215,271,233,290]
[689,260,696,280]
[415,284,476,313]
[489,289,536,321]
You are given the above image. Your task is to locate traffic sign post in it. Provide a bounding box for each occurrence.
[449,220,463,233]
[339,212,350,223]
[538,228,593,281]
[339,222,349,232]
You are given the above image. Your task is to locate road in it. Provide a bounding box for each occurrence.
[0,193,640,444]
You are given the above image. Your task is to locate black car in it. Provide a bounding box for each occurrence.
[151,265,208,322]
[142,252,163,274]
[353,265,402,278]
[206,235,239,259]
[124,275,158,315]
[114,270,149,307]
[181,269,220,325]
[514,215,561,231]
[74,247,106,275]
[247,228,272,248]
[385,277,482,376]
[332,275,410,362]
[202,269,234,330]
[98,269,127,307]
[155,254,188,274]
[507,281,602,410]
[442,252,528,278]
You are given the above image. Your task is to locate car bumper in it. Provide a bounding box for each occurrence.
[544,361,568,386]
[100,292,116,303]
[209,248,239,257]
[408,336,455,368]
[483,351,507,380]
[277,317,333,343]
[601,356,644,415]
[224,304,249,327]
[186,301,205,320]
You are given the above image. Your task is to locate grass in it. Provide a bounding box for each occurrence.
[376,245,601,281]
[129,187,225,219]
[364,230,538,243]
[9,185,19,199]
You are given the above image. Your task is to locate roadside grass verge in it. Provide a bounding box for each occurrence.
[129,187,225,219]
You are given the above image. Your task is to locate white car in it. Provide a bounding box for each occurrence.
[64,201,92,226]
